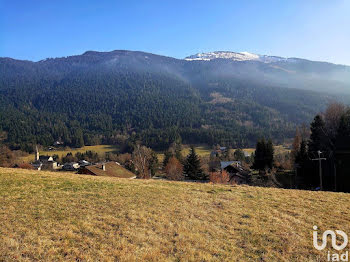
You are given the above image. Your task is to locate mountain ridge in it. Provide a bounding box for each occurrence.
[184,50,350,67]
[0,49,349,151]
[185,51,289,63]
[2,49,350,67]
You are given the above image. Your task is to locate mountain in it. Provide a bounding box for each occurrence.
[0,50,349,151]
[185,51,350,94]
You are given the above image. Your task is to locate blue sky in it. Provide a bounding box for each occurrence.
[1,0,349,65]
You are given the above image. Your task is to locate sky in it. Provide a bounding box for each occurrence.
[1,0,350,65]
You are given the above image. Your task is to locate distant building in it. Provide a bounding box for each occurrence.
[79,162,136,178]
[78,160,91,167]
[32,160,43,171]
[42,160,59,170]
[243,151,251,157]
[210,145,228,158]
[39,155,54,162]
[32,146,60,170]
[210,151,219,158]
[62,162,80,171]
[220,161,241,169]
[53,141,64,146]
[220,161,250,185]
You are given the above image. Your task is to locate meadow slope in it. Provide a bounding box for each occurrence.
[0,168,349,261]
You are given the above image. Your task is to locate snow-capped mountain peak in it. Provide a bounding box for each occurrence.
[184,51,288,63]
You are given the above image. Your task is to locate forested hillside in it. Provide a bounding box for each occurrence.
[0,50,348,151]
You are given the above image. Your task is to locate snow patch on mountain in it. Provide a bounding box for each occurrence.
[185,51,291,63]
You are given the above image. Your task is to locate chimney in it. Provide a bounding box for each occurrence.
[102,164,106,171]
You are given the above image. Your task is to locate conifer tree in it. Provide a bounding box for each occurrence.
[295,139,315,187]
[149,151,159,177]
[308,115,327,155]
[163,151,172,168]
[72,128,84,148]
[252,139,265,170]
[265,139,274,169]
[295,139,308,167]
[183,146,206,180]
[163,142,183,168]
[252,138,274,170]
[234,148,245,162]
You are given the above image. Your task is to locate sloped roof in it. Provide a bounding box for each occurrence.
[84,162,135,178]
[220,161,241,169]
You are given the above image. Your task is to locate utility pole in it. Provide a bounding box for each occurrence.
[294,163,300,189]
[334,163,337,192]
[312,150,326,191]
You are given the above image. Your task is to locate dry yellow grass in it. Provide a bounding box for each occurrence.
[20,145,119,163]
[235,146,290,156]
[180,145,212,157]
[1,167,349,261]
[274,145,291,155]
[156,145,212,162]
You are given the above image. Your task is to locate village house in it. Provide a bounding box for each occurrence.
[53,140,64,147]
[62,162,80,171]
[210,161,251,185]
[220,161,251,184]
[78,160,90,167]
[210,146,228,158]
[79,162,136,178]
[243,150,251,157]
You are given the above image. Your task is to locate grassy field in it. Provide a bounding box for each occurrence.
[20,145,119,163]
[274,145,291,155]
[156,145,212,162]
[21,144,288,164]
[179,145,257,157]
[180,145,213,157]
[1,168,349,261]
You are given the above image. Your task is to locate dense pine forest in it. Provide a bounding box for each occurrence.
[1,50,349,152]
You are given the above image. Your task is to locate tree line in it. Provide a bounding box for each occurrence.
[132,143,207,181]
[291,103,350,192]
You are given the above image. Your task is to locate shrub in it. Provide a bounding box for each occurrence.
[165,157,184,181]
[17,163,34,170]
[209,170,230,184]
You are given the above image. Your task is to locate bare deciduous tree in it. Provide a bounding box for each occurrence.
[291,127,302,165]
[209,170,230,184]
[0,145,15,167]
[300,123,310,141]
[132,144,152,179]
[324,102,347,140]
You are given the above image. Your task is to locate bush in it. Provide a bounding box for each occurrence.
[0,145,15,167]
[209,170,230,184]
[165,157,184,181]
[17,163,34,170]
